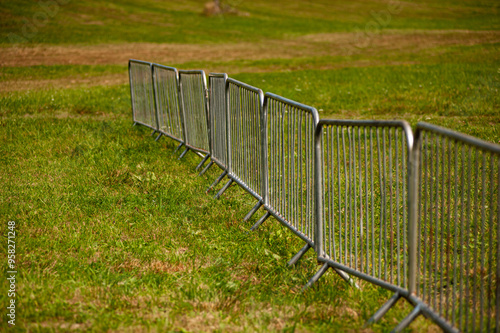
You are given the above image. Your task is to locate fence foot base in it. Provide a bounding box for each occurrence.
[390,305,422,333]
[133,122,137,126]
[151,130,156,136]
[288,243,311,266]
[365,292,401,327]
[250,212,270,231]
[243,201,262,222]
[178,148,190,160]
[334,268,359,289]
[303,263,329,291]
[215,178,233,199]
[199,161,214,177]
[206,170,227,193]
[196,154,210,171]
[155,133,162,142]
[174,142,184,154]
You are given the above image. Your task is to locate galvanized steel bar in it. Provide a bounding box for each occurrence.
[408,122,500,332]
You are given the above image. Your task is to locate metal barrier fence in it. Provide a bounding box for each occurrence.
[152,64,184,144]
[215,78,266,223]
[178,70,210,161]
[313,120,414,320]
[262,93,318,262]
[404,122,500,333]
[129,60,500,332]
[129,60,157,131]
[202,74,228,183]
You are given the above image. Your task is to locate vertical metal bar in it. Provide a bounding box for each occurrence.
[408,128,421,296]
[471,149,480,333]
[464,146,473,332]
[338,126,343,264]
[445,138,452,320]
[439,135,446,316]
[395,129,400,287]
[479,153,487,332]
[262,94,269,208]
[315,122,324,255]
[129,61,136,123]
[370,127,375,277]
[496,158,500,333]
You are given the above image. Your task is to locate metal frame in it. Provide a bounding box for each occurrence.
[261,93,318,264]
[313,119,414,327]
[129,61,500,332]
[129,59,158,132]
[215,78,267,224]
[151,64,185,145]
[203,73,229,182]
[404,122,500,333]
[178,70,211,161]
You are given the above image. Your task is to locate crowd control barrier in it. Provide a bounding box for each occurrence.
[129,59,500,332]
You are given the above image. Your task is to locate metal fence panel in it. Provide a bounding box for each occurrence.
[408,122,500,332]
[226,78,265,200]
[129,59,157,130]
[316,120,413,293]
[179,70,210,155]
[264,93,319,245]
[153,64,184,143]
[209,73,228,169]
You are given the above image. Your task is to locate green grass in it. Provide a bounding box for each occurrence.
[0,92,427,331]
[1,0,500,331]
[1,0,499,45]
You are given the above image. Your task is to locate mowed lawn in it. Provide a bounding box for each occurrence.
[1,0,499,331]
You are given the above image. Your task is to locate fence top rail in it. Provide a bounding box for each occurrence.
[416,121,500,153]
[227,77,263,97]
[317,119,414,149]
[209,73,228,79]
[129,59,152,66]
[179,69,206,76]
[152,63,178,74]
[264,92,319,124]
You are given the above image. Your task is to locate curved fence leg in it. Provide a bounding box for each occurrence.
[133,122,137,126]
[151,130,156,136]
[243,201,262,222]
[391,305,422,333]
[250,212,270,231]
[155,133,162,141]
[365,292,401,327]
[206,170,227,193]
[288,243,311,266]
[198,161,214,177]
[196,154,210,171]
[215,178,233,199]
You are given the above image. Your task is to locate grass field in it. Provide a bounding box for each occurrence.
[1,0,499,331]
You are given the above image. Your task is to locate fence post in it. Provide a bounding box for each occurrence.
[315,122,324,256]
[408,129,421,296]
